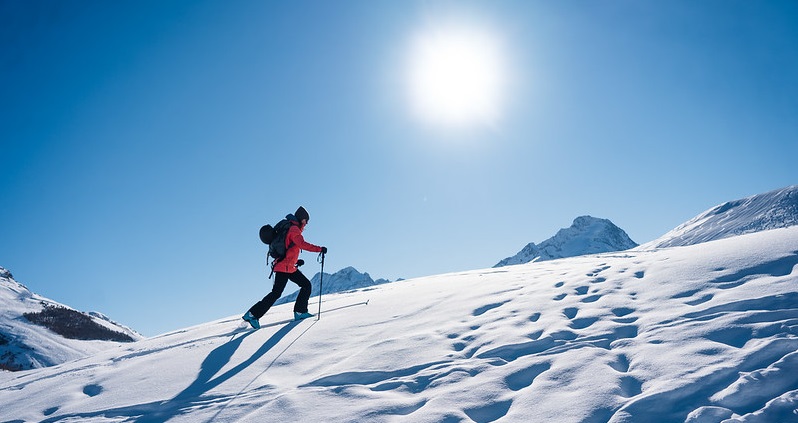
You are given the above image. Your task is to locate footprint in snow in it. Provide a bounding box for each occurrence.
[586,265,611,277]
[526,329,543,340]
[504,362,551,391]
[83,384,103,397]
[563,307,579,319]
[472,300,510,316]
[611,308,638,324]
[672,289,701,299]
[609,354,631,373]
[611,307,635,317]
[705,326,753,348]
[569,317,599,330]
[575,286,589,295]
[618,375,643,398]
[465,399,513,423]
[553,293,567,301]
[686,294,714,306]
[451,334,478,353]
[549,330,578,341]
[581,294,602,303]
[613,325,639,339]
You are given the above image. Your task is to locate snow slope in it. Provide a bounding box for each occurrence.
[1,226,796,422]
[639,185,798,249]
[0,267,142,371]
[495,216,638,267]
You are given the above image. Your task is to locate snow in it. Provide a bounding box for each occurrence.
[1,226,797,422]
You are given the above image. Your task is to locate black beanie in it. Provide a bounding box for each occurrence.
[295,206,310,222]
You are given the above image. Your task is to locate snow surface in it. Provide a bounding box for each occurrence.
[1,226,797,422]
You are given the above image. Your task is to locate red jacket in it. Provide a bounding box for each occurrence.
[273,220,323,273]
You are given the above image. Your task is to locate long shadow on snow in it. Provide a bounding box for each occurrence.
[41,321,303,423]
[137,320,304,422]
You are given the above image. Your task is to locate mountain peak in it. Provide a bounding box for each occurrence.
[495,216,638,267]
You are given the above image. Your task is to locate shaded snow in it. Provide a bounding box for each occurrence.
[1,227,796,422]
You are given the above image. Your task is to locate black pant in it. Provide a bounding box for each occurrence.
[249,270,312,318]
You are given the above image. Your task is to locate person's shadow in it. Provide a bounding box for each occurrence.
[135,320,302,422]
[38,321,308,423]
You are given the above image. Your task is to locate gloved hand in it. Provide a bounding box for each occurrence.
[296,259,305,267]
[321,246,328,254]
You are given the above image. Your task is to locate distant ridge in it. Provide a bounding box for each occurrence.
[639,184,798,249]
[0,266,143,371]
[495,216,638,267]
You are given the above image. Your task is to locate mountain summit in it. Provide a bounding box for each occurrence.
[495,216,638,267]
[639,184,798,249]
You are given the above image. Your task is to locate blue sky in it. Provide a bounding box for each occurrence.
[1,0,796,336]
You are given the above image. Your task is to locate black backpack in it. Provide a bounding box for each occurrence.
[259,218,294,263]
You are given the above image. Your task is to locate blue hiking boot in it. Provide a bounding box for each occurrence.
[294,312,314,321]
[242,311,260,329]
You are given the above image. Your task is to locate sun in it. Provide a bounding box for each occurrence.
[407,25,506,128]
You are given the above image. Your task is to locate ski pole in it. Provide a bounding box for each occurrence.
[317,252,325,320]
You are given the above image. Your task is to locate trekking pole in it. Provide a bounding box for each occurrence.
[317,252,325,320]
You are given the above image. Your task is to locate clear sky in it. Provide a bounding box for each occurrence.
[1,0,796,336]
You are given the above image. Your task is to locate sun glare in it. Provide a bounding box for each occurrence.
[408,25,506,128]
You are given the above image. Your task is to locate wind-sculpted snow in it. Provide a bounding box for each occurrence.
[640,185,798,249]
[1,227,797,422]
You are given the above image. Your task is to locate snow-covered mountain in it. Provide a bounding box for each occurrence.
[1,225,796,422]
[274,266,391,306]
[495,216,638,267]
[0,266,142,371]
[639,184,798,249]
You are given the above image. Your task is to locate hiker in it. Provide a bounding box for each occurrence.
[243,206,327,328]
